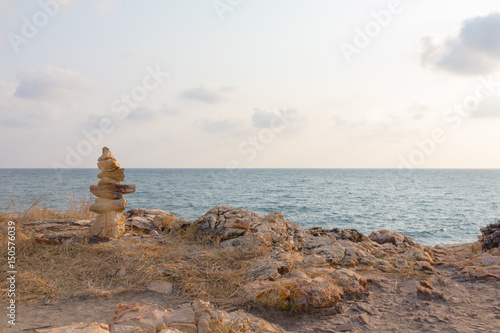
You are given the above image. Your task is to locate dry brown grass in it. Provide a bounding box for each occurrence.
[0,194,95,224]
[0,223,269,304]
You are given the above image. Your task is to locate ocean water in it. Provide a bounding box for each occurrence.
[1,168,499,245]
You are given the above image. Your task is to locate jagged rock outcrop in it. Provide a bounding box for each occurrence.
[110,300,280,333]
[89,147,135,239]
[34,300,279,333]
[480,221,500,250]
[192,206,305,250]
[123,208,190,233]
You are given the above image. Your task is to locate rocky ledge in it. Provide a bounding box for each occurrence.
[28,206,500,332]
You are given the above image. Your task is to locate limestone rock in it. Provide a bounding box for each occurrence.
[369,229,418,247]
[99,177,121,185]
[111,303,169,332]
[148,280,173,294]
[195,206,304,251]
[153,212,176,229]
[90,211,126,239]
[109,300,279,333]
[97,168,126,181]
[242,271,344,310]
[90,198,128,214]
[90,185,136,199]
[329,228,366,242]
[98,158,120,172]
[90,185,124,200]
[87,148,134,240]
[34,322,109,332]
[98,147,115,161]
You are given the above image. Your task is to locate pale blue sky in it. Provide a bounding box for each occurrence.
[1,0,500,168]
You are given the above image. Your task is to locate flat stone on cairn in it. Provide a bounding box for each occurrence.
[89,147,135,239]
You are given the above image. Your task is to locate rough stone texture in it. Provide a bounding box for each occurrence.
[90,198,128,214]
[90,186,124,200]
[109,300,279,333]
[369,229,418,247]
[99,177,121,186]
[148,280,173,294]
[194,206,305,251]
[90,185,136,199]
[34,322,109,332]
[123,209,190,233]
[480,221,500,250]
[98,158,121,172]
[98,168,125,181]
[90,211,126,239]
[98,147,114,161]
[89,147,135,239]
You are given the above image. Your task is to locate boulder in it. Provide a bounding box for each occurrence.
[480,221,500,250]
[194,206,305,252]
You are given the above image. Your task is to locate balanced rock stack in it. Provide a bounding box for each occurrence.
[89,147,136,239]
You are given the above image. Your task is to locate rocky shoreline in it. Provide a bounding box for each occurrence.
[17,207,500,332]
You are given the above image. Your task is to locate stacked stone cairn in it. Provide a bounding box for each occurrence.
[89,147,135,239]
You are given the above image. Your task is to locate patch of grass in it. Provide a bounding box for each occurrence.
[0,194,95,224]
[0,225,269,304]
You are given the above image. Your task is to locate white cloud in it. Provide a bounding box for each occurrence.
[126,106,177,121]
[14,66,92,101]
[195,118,244,134]
[419,12,500,75]
[180,84,235,104]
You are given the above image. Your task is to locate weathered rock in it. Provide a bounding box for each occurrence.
[153,212,176,229]
[34,322,109,332]
[98,147,115,161]
[416,280,444,300]
[98,158,120,172]
[126,216,156,233]
[242,271,344,310]
[194,206,304,252]
[90,185,136,199]
[89,147,135,238]
[98,168,125,181]
[148,280,173,294]
[90,198,128,214]
[110,300,279,333]
[111,303,169,332]
[90,186,123,200]
[98,177,121,185]
[480,221,500,250]
[90,211,126,239]
[330,228,366,242]
[369,229,418,247]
